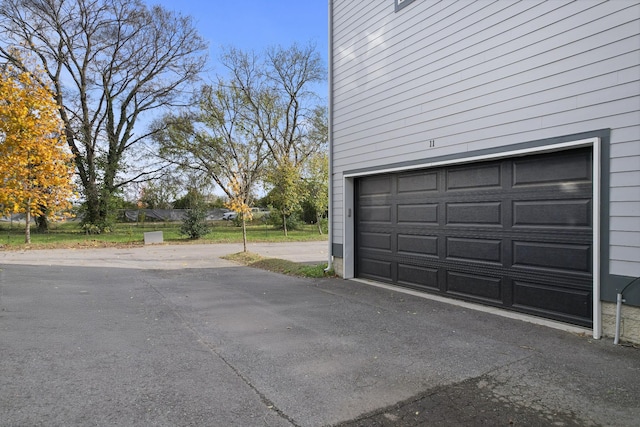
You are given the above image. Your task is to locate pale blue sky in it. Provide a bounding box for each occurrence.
[148,0,329,95]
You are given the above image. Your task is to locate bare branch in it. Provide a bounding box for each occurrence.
[0,0,207,227]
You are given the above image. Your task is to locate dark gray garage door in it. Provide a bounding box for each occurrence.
[356,148,593,327]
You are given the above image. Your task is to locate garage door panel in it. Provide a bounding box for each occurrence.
[513,281,592,323]
[512,150,591,186]
[446,271,502,302]
[398,172,437,193]
[397,234,438,256]
[397,203,438,223]
[446,202,503,226]
[359,205,392,222]
[447,164,502,190]
[446,237,502,264]
[360,175,392,195]
[359,257,392,281]
[513,199,592,228]
[359,232,392,251]
[398,264,438,290]
[512,241,591,273]
[356,147,593,327]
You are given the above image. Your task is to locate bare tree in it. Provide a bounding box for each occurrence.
[222,43,326,166]
[0,0,207,230]
[220,43,326,232]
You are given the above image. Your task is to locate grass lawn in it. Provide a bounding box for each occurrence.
[0,219,328,250]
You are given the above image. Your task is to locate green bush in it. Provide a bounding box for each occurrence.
[267,210,302,231]
[81,223,103,235]
[180,205,210,239]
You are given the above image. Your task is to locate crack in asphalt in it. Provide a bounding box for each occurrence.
[144,278,301,427]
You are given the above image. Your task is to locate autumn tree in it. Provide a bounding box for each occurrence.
[154,81,269,251]
[0,0,207,231]
[0,64,74,243]
[221,43,327,233]
[226,175,254,252]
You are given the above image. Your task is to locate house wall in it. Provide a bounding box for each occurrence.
[330,0,640,280]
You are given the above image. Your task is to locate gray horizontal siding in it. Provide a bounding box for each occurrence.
[611,171,640,188]
[609,128,640,159]
[609,119,640,276]
[333,36,638,152]
[610,202,640,217]
[611,247,640,264]
[611,156,640,172]
[610,261,639,278]
[611,186,640,202]
[611,217,640,232]
[334,61,640,143]
[611,232,640,248]
[334,1,636,117]
[331,0,640,276]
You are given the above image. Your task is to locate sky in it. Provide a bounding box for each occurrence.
[148,0,329,96]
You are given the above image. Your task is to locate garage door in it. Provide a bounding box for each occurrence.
[356,148,593,327]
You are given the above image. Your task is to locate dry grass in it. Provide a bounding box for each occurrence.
[222,251,335,278]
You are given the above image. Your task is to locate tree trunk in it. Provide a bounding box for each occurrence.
[82,184,111,231]
[99,191,110,227]
[36,213,49,233]
[283,213,288,237]
[83,184,102,227]
[316,213,323,235]
[24,205,31,244]
[241,217,248,252]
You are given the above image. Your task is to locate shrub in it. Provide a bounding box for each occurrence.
[266,210,302,231]
[180,204,210,239]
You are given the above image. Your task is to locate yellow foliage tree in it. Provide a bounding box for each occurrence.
[0,64,75,243]
[225,173,254,252]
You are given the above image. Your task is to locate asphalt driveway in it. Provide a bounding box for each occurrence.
[1,243,639,426]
